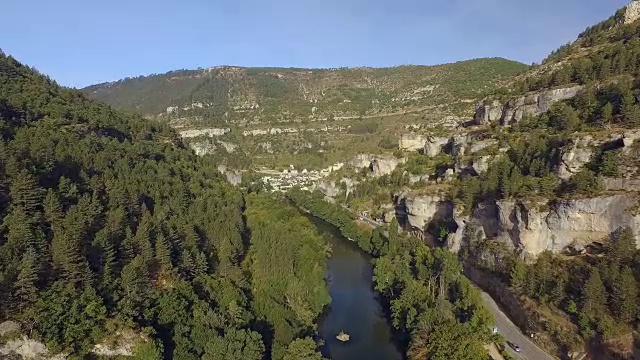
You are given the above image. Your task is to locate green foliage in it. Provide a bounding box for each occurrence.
[452,132,564,209]
[282,338,327,360]
[564,169,602,196]
[244,193,331,359]
[347,120,379,134]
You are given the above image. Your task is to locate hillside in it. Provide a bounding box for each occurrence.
[0,52,340,360]
[80,59,526,170]
[82,58,527,125]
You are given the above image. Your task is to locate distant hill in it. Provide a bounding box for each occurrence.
[82,58,527,127]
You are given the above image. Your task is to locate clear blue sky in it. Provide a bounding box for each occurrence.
[2,0,630,88]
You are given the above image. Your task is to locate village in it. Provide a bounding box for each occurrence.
[256,162,345,192]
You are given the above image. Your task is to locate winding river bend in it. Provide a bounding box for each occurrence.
[312,218,403,360]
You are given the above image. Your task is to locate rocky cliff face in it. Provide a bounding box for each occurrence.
[371,156,404,177]
[396,192,640,258]
[424,136,451,157]
[474,85,584,126]
[488,195,640,257]
[399,133,428,151]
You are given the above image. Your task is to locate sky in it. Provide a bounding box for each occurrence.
[1,0,630,88]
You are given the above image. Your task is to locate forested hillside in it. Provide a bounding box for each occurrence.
[0,52,330,360]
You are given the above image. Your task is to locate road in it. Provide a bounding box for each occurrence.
[344,206,556,360]
[480,292,556,360]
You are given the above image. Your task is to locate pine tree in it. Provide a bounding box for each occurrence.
[13,247,39,307]
[611,227,637,265]
[582,269,607,315]
[179,250,195,279]
[120,228,135,266]
[43,189,63,231]
[622,94,640,126]
[600,102,614,125]
[510,258,527,294]
[611,266,638,322]
[154,233,173,272]
[195,251,209,276]
[9,169,43,215]
[135,209,154,262]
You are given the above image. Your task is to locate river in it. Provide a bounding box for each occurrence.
[313,218,403,360]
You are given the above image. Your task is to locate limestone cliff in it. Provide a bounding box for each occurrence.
[483,195,640,258]
[396,192,640,258]
[474,85,583,126]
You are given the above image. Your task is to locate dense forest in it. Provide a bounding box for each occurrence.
[0,53,333,360]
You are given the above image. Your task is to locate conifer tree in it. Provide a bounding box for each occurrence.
[13,247,39,307]
[611,266,638,322]
[154,233,173,272]
[582,269,607,315]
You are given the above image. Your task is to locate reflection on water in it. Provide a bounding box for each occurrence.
[314,219,402,360]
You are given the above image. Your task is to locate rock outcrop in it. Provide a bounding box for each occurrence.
[602,177,640,191]
[557,137,594,180]
[474,86,584,126]
[625,0,640,24]
[474,100,503,125]
[179,128,230,138]
[316,180,341,198]
[92,331,149,358]
[397,194,453,237]
[371,156,404,177]
[471,155,493,174]
[424,136,451,157]
[217,165,242,186]
[348,154,374,169]
[399,133,428,151]
[0,337,66,360]
[190,141,217,156]
[491,195,640,258]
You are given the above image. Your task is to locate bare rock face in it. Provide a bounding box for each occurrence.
[217,165,242,186]
[474,100,503,125]
[557,137,594,180]
[625,0,640,24]
[0,321,20,337]
[190,141,217,156]
[474,86,583,126]
[468,139,497,154]
[400,194,453,235]
[371,156,404,177]
[492,195,640,258]
[504,86,584,125]
[424,136,451,157]
[349,154,374,168]
[316,180,341,198]
[179,128,230,138]
[92,331,149,358]
[602,177,640,191]
[471,155,493,174]
[399,133,428,151]
[0,337,66,360]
